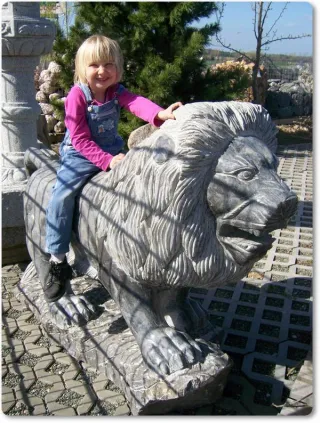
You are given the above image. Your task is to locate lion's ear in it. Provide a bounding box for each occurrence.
[152,134,176,164]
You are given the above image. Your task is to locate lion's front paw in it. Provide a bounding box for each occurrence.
[140,327,202,376]
[48,294,96,330]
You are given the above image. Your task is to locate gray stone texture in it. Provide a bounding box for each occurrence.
[16,262,232,415]
[1,1,56,184]
[266,69,313,119]
[3,143,313,416]
[1,1,56,264]
[20,101,298,412]
[34,61,66,137]
[127,122,159,149]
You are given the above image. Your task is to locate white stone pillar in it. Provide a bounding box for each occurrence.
[1,2,56,263]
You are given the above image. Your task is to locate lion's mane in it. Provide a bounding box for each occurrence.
[81,102,278,289]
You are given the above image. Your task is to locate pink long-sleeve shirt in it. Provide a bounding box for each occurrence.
[64,84,164,170]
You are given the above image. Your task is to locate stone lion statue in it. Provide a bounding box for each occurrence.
[24,101,297,376]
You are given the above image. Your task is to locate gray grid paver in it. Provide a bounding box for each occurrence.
[2,395,16,414]
[2,300,11,314]
[2,393,15,404]
[46,401,77,415]
[62,369,79,382]
[23,343,50,356]
[2,347,25,366]
[34,357,55,372]
[44,387,66,404]
[14,393,44,407]
[91,380,108,392]
[2,318,18,336]
[1,143,313,415]
[64,378,93,394]
[30,403,48,416]
[48,345,63,355]
[95,389,124,403]
[113,403,131,416]
[77,400,96,415]
[36,372,64,385]
[53,352,79,367]
[6,364,36,390]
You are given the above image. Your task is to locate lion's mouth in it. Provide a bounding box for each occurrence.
[218,221,275,264]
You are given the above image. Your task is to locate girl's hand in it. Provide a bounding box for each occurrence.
[157,102,183,121]
[109,153,126,169]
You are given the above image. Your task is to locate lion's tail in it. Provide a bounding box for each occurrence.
[24,147,60,178]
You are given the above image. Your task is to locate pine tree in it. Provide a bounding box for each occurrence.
[52,2,220,139]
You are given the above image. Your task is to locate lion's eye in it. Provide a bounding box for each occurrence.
[237,169,256,181]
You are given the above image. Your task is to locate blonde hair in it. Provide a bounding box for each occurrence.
[74,35,124,84]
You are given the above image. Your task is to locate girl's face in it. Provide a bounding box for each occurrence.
[85,59,118,99]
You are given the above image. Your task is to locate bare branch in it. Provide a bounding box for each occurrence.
[252,2,258,39]
[262,33,311,47]
[214,2,254,62]
[265,2,289,39]
[261,2,273,29]
[214,33,254,62]
[256,2,264,55]
[214,2,225,25]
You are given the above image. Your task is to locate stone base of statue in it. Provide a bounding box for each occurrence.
[2,185,30,265]
[15,262,232,415]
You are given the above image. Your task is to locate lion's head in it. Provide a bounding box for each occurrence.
[92,102,297,289]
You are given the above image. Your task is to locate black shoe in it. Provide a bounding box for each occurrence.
[44,258,73,302]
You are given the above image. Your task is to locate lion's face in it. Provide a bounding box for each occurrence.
[207,136,298,265]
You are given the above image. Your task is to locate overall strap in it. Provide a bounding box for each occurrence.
[77,83,93,103]
[115,84,125,97]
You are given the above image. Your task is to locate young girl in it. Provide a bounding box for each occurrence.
[44,34,182,302]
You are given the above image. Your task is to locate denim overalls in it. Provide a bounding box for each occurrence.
[46,83,124,254]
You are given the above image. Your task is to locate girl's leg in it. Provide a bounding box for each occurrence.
[46,149,100,255]
[44,149,100,301]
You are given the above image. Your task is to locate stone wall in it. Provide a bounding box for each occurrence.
[34,61,66,141]
[265,67,313,119]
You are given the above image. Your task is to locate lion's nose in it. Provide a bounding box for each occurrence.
[277,194,298,220]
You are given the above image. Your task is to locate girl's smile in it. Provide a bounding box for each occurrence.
[85,61,118,100]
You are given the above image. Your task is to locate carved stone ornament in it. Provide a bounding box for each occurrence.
[20,101,298,412]
[1,21,54,37]
[1,21,12,36]
[1,2,56,56]
[2,37,51,56]
[17,22,55,36]
[2,167,27,185]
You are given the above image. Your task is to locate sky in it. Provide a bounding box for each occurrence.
[59,1,314,56]
[196,1,314,56]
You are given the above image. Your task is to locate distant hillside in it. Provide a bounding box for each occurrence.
[204,49,313,68]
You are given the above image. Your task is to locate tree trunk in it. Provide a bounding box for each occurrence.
[252,2,263,104]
